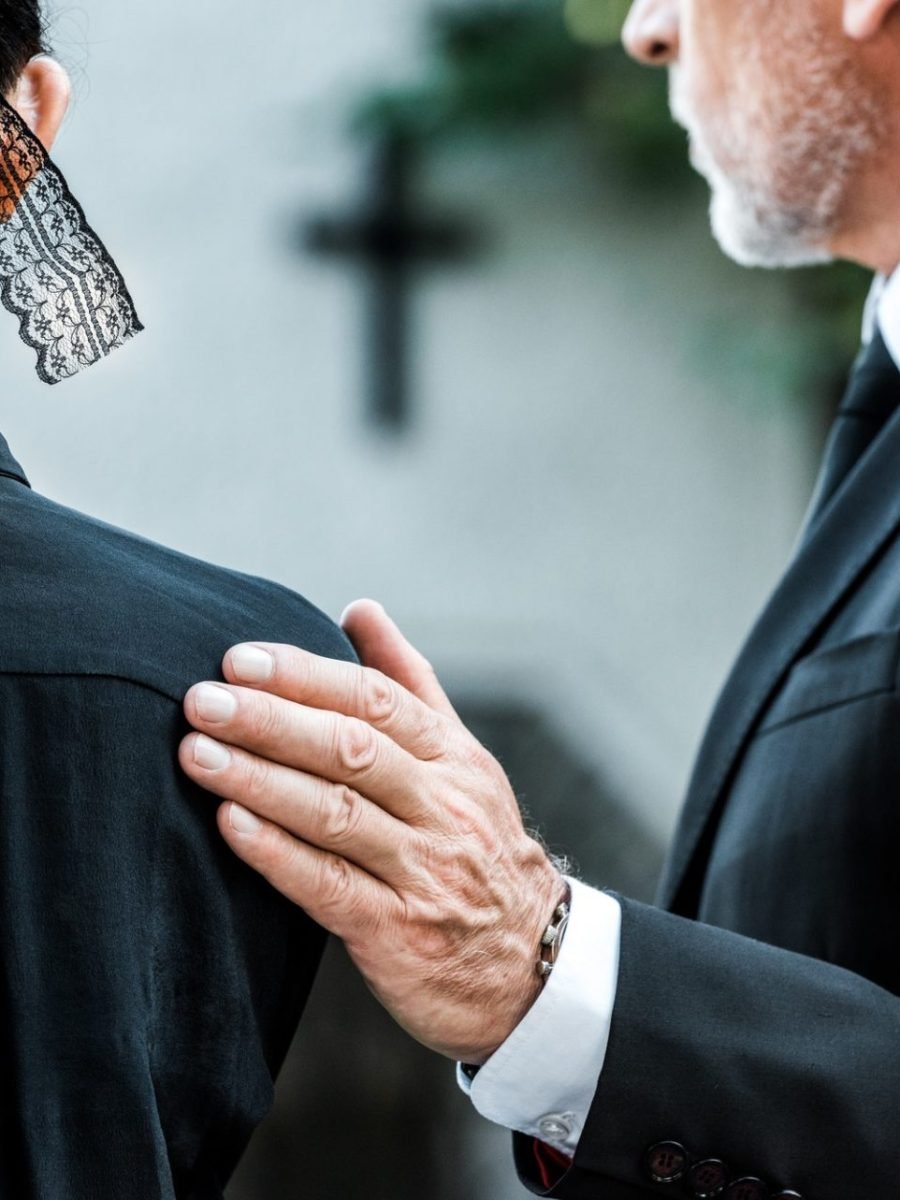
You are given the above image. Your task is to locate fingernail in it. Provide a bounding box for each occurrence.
[340,598,387,625]
[229,802,260,836]
[230,645,274,683]
[194,683,238,723]
[192,734,232,771]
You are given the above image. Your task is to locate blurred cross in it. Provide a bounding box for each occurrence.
[303,131,479,431]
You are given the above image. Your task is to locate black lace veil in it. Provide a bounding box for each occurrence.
[0,94,142,383]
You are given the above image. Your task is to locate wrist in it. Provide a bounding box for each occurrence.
[459,883,621,1153]
[467,865,570,1064]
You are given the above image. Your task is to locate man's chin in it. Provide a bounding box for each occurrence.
[709,185,833,270]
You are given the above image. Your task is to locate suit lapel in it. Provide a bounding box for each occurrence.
[658,372,900,914]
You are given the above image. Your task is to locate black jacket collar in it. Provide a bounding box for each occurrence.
[0,433,30,488]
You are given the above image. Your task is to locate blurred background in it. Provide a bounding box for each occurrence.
[3,0,872,1195]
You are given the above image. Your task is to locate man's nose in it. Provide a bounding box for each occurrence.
[622,0,680,66]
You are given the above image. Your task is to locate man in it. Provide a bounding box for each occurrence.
[181,0,900,1195]
[0,48,357,1198]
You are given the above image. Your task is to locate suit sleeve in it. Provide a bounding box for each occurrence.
[514,895,900,1198]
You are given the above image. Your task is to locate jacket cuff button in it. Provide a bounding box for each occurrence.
[725,1180,768,1200]
[643,1141,688,1184]
[688,1158,729,1198]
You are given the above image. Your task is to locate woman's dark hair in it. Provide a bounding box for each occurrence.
[0,0,45,97]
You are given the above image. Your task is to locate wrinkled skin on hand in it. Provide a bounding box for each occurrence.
[180,600,564,1064]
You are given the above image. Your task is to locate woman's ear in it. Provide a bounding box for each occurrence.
[844,0,900,40]
[9,57,70,151]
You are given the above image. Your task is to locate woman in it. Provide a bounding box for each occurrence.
[0,7,356,1196]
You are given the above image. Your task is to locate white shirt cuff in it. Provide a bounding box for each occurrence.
[456,878,621,1156]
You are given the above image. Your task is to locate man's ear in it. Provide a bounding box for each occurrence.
[844,0,900,40]
[8,57,70,151]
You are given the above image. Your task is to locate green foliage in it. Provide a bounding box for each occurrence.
[354,3,693,185]
[564,0,632,47]
[353,1,870,403]
[354,7,586,141]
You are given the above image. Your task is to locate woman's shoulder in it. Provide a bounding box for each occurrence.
[0,484,356,701]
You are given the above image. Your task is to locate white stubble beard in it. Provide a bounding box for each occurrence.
[668,31,879,269]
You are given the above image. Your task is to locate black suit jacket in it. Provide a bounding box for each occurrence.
[518,335,900,1198]
[0,435,355,1198]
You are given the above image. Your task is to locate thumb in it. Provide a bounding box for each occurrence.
[340,599,456,718]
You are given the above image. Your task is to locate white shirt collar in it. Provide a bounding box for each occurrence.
[869,270,900,368]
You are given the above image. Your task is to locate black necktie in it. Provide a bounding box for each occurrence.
[802,329,900,541]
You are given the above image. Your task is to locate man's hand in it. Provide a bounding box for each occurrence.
[179,600,564,1065]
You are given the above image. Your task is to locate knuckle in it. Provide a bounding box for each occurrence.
[251,694,286,745]
[336,716,379,774]
[323,785,365,845]
[360,668,396,724]
[239,754,273,807]
[417,712,449,760]
[318,853,354,909]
